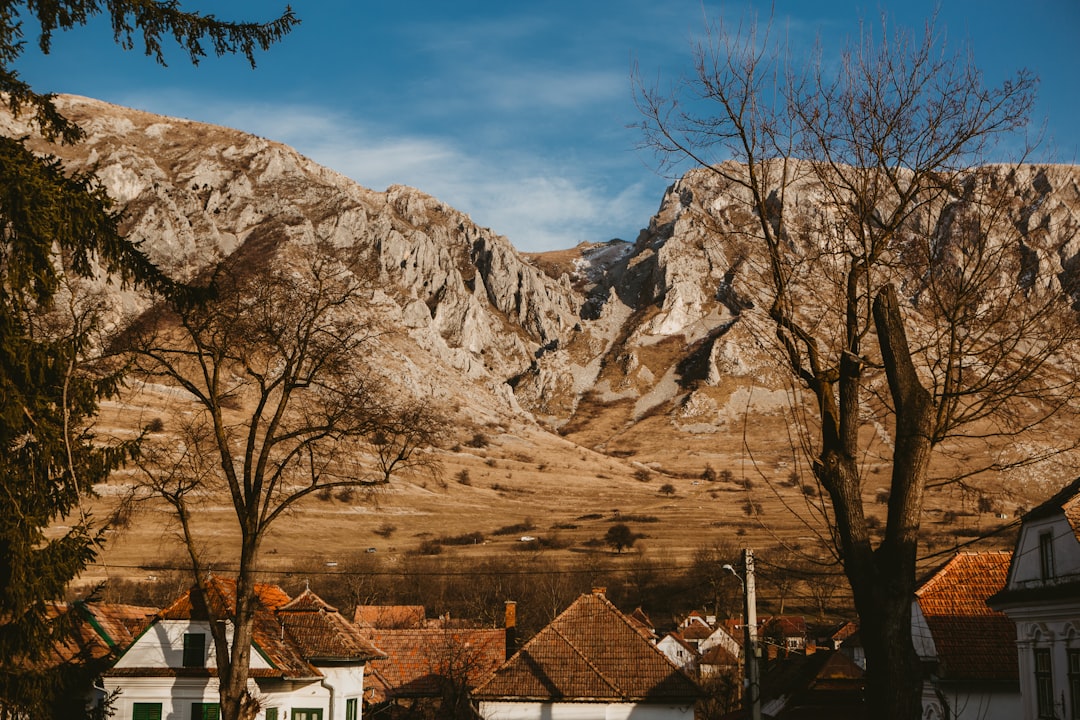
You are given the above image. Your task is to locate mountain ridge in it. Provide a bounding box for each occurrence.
[9,94,1080,576]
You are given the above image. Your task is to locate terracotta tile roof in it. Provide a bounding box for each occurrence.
[35,602,155,668]
[628,607,656,639]
[355,605,428,628]
[915,552,1017,683]
[680,624,714,641]
[917,552,1012,616]
[763,616,806,637]
[473,590,699,703]
[277,589,384,663]
[114,576,376,681]
[661,631,698,656]
[363,626,506,700]
[699,643,738,668]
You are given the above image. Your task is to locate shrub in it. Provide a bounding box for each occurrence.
[145,417,165,433]
[334,487,355,503]
[633,468,653,482]
[659,483,676,496]
[418,540,443,555]
[466,432,489,448]
[374,523,396,538]
[719,469,735,484]
[702,464,718,482]
[456,469,471,485]
[439,531,484,546]
[742,499,763,516]
[611,514,660,523]
[492,520,535,536]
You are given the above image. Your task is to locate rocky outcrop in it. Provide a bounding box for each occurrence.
[8,96,1080,440]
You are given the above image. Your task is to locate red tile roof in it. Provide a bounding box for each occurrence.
[355,605,428,628]
[473,590,699,703]
[363,626,506,700]
[36,602,155,668]
[112,576,379,681]
[915,552,1017,683]
[699,643,738,668]
[277,589,385,663]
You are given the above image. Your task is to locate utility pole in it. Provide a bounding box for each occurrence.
[743,547,761,720]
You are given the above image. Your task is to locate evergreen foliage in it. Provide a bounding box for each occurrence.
[0,2,297,717]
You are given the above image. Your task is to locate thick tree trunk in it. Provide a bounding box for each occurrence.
[218,534,262,720]
[818,284,934,720]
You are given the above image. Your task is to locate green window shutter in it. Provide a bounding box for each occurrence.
[183,632,206,667]
[192,703,220,720]
[345,699,358,720]
[132,704,162,720]
[265,709,278,720]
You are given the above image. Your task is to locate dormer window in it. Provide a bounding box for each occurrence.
[1039,532,1055,580]
[183,632,206,668]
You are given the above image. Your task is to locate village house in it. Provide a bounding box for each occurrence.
[473,588,699,720]
[990,476,1080,720]
[912,551,1020,720]
[355,603,510,717]
[104,576,382,720]
[656,632,700,674]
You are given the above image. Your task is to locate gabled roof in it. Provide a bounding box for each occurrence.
[363,626,506,701]
[628,607,656,639]
[763,616,806,637]
[36,601,155,668]
[659,632,699,656]
[1022,476,1080,542]
[680,623,714,642]
[473,590,699,703]
[355,605,428,628]
[111,576,378,681]
[915,552,1017,684]
[699,643,738,668]
[277,588,384,663]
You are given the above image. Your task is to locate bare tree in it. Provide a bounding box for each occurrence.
[127,245,443,720]
[636,12,1078,718]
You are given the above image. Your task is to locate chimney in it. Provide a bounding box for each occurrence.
[592,586,606,596]
[504,601,517,660]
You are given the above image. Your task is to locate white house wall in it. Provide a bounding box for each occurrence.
[1010,516,1080,588]
[114,620,272,670]
[920,684,1022,720]
[105,676,334,720]
[313,665,367,720]
[478,701,694,720]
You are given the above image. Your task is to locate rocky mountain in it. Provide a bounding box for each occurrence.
[7,95,1080,573]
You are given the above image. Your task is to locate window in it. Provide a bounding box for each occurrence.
[1040,532,1056,580]
[191,703,220,720]
[291,710,324,720]
[183,632,206,668]
[265,710,278,720]
[1069,650,1080,720]
[1036,648,1055,718]
[133,704,162,720]
[345,699,359,720]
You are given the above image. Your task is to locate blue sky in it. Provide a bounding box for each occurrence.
[13,1,1080,252]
